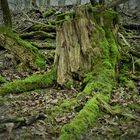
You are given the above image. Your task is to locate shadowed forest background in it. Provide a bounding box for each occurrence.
[0,0,140,140]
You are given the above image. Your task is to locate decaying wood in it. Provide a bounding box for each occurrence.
[55,7,118,85]
[55,12,94,84]
[0,33,46,70]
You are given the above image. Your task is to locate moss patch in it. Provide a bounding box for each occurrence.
[0,75,7,84]
[0,68,56,95]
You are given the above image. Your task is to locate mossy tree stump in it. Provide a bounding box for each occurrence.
[55,5,119,140]
[55,6,118,86]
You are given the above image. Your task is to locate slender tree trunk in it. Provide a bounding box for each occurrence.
[0,0,12,28]
[47,0,50,6]
[58,0,65,7]
[32,0,38,8]
[90,0,97,6]
[76,0,81,5]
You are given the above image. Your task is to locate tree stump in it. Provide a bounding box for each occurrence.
[55,6,118,85]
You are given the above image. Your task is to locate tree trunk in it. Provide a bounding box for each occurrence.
[0,32,46,70]
[0,0,12,28]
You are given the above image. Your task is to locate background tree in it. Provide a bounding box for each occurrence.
[90,0,97,6]
[24,0,30,10]
[99,0,105,4]
[47,0,51,6]
[0,0,12,28]
[58,0,65,7]
[32,0,38,8]
[76,0,81,5]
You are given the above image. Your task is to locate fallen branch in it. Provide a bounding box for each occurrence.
[123,23,140,30]
[126,36,140,39]
[20,31,56,39]
[31,42,56,49]
[118,32,130,47]
[97,97,140,122]
[0,113,46,133]
[22,11,48,27]
[0,68,56,95]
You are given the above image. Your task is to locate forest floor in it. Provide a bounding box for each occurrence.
[0,6,140,140]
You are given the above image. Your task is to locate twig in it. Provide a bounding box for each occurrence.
[22,11,48,26]
[118,32,130,47]
[126,36,140,39]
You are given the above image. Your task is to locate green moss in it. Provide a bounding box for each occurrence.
[64,80,74,89]
[30,24,56,32]
[58,94,110,140]
[119,75,136,90]
[2,31,46,70]
[58,6,119,140]
[43,8,56,18]
[0,68,56,95]
[104,29,119,67]
[60,100,77,110]
[128,103,140,110]
[0,75,7,84]
[56,12,75,21]
[15,117,25,122]
[15,35,46,69]
[102,10,118,28]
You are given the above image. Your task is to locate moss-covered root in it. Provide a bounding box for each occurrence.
[0,33,46,70]
[0,68,56,95]
[0,75,7,84]
[58,94,110,140]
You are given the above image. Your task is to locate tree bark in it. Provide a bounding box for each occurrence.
[0,0,12,28]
